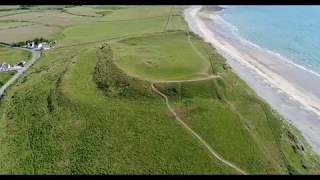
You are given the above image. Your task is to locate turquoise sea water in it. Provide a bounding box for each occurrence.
[218,6,320,74]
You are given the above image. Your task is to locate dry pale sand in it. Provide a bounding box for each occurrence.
[184,6,320,153]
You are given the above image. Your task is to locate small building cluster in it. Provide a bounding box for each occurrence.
[0,61,26,72]
[27,41,51,51]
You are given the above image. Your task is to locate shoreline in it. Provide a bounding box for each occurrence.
[184,6,320,153]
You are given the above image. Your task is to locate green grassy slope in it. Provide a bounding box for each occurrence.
[58,16,184,47]
[0,43,239,174]
[153,34,320,174]
[0,46,31,64]
[98,6,172,21]
[63,6,109,17]
[0,6,319,174]
[0,72,14,86]
[112,31,209,81]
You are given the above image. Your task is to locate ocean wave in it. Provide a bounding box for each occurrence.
[214,13,320,79]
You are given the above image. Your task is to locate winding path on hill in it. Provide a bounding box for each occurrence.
[150,11,246,173]
[0,8,245,173]
[151,80,247,175]
[0,47,41,99]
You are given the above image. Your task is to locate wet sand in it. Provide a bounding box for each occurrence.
[184,6,320,153]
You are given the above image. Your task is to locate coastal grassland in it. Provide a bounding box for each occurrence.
[153,34,320,174]
[62,45,237,174]
[0,43,239,174]
[0,10,93,28]
[280,122,320,174]
[58,15,184,47]
[98,6,172,21]
[112,31,209,81]
[0,5,319,175]
[0,46,31,64]
[0,6,177,45]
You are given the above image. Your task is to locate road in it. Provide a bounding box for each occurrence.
[0,47,41,99]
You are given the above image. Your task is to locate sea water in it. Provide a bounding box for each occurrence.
[218,5,320,74]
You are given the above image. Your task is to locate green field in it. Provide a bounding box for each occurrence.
[0,46,31,64]
[98,6,172,21]
[113,31,209,81]
[0,72,14,87]
[0,24,60,44]
[0,43,241,174]
[0,21,33,30]
[0,6,181,45]
[58,15,184,47]
[63,6,112,17]
[0,5,319,174]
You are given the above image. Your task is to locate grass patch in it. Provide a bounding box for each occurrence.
[0,72,14,86]
[0,46,31,64]
[0,10,93,28]
[99,6,172,21]
[0,24,59,44]
[63,6,111,17]
[0,10,32,18]
[112,31,209,81]
[59,15,184,47]
[0,21,33,30]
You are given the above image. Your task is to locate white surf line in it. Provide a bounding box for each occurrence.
[151,83,247,175]
[185,6,320,120]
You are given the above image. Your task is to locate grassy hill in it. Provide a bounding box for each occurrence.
[112,31,210,81]
[0,5,319,174]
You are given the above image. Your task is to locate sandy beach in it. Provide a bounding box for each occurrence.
[184,6,320,153]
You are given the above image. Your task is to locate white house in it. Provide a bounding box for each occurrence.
[0,61,27,72]
[27,42,35,49]
[26,41,52,50]
[0,63,11,72]
[35,43,43,50]
[43,43,51,50]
